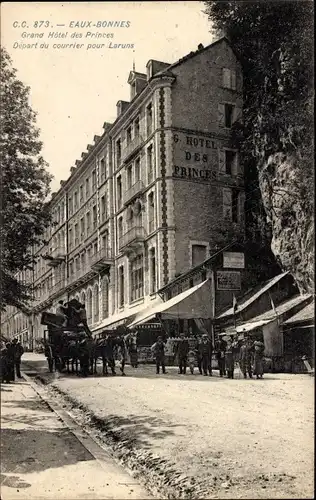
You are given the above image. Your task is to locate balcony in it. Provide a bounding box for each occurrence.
[122,135,144,163]
[43,247,66,267]
[90,248,113,272]
[50,279,68,297]
[124,180,144,205]
[119,226,146,252]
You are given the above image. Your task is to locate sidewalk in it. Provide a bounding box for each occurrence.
[0,379,150,499]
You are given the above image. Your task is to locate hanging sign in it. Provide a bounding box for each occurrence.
[217,271,241,290]
[223,252,245,269]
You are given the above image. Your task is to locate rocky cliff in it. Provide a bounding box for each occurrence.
[259,152,314,294]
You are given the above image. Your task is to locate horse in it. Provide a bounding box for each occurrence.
[90,334,127,376]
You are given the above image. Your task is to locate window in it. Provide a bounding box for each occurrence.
[68,197,73,216]
[130,254,144,301]
[74,191,78,211]
[135,157,140,182]
[93,284,99,323]
[86,211,91,234]
[225,150,236,176]
[127,165,133,189]
[116,139,121,166]
[100,157,106,182]
[101,232,108,255]
[149,248,156,294]
[92,205,97,229]
[80,217,85,237]
[74,224,79,246]
[85,178,90,198]
[222,68,236,90]
[69,228,73,250]
[79,185,84,202]
[146,103,153,135]
[126,126,132,145]
[100,195,107,221]
[87,245,92,261]
[147,145,154,183]
[87,289,92,324]
[93,241,98,255]
[232,188,239,223]
[80,252,86,270]
[191,245,207,267]
[60,202,65,222]
[134,116,140,137]
[148,192,155,233]
[118,266,125,307]
[117,175,122,208]
[92,170,97,191]
[75,256,80,272]
[224,103,234,128]
[102,277,109,319]
[69,260,74,276]
[118,217,123,245]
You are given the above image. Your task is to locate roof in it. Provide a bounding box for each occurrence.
[217,272,289,319]
[223,294,312,334]
[284,300,315,325]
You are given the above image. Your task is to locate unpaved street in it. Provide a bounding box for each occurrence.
[0,376,150,499]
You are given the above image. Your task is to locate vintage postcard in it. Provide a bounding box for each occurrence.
[1,1,314,499]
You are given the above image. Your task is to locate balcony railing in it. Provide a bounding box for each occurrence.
[90,248,113,272]
[218,172,244,187]
[42,246,66,267]
[119,226,146,251]
[122,135,144,162]
[124,180,144,205]
[68,264,94,287]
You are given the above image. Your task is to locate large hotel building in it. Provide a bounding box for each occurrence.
[1,37,245,348]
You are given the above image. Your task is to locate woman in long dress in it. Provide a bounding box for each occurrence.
[253,341,265,378]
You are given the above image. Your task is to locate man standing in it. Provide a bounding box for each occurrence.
[12,339,24,378]
[175,333,189,374]
[239,337,254,379]
[216,336,227,377]
[56,300,68,326]
[198,334,213,376]
[3,342,15,382]
[196,334,203,375]
[78,304,92,338]
[151,336,166,374]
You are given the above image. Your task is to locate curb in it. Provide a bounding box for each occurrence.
[43,379,213,500]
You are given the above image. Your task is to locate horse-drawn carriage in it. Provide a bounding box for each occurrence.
[41,300,128,376]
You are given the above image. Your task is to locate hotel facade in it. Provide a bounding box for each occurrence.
[1,37,245,348]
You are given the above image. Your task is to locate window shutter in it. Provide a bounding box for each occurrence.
[223,187,232,219]
[218,149,226,173]
[231,70,237,90]
[222,68,230,88]
[218,104,225,127]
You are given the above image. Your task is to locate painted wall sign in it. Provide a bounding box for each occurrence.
[223,252,245,269]
[172,131,222,183]
[217,271,241,290]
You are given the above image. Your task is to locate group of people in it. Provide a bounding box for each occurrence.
[56,299,91,337]
[0,338,24,383]
[151,333,265,379]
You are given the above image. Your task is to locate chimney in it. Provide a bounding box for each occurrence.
[198,43,204,50]
[116,100,130,117]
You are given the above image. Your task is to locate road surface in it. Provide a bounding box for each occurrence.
[1,374,151,499]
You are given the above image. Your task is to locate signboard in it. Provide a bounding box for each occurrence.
[223,252,245,269]
[217,271,241,290]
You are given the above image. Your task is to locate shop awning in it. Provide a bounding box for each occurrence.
[222,319,273,335]
[129,279,213,328]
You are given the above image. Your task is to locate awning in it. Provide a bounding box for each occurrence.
[223,319,273,335]
[92,297,163,334]
[129,279,213,328]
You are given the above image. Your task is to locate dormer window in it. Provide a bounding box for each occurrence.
[131,81,136,99]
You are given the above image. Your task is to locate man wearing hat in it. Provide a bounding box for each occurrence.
[198,334,213,376]
[151,336,166,374]
[239,337,254,379]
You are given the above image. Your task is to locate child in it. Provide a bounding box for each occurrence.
[187,348,196,374]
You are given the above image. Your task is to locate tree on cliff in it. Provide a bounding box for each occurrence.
[0,47,52,310]
[204,1,314,292]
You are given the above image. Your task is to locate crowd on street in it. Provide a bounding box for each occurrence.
[0,338,24,383]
